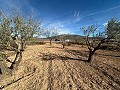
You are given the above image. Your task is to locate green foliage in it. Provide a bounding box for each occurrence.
[12,10,41,41]
[0,17,12,45]
[0,9,42,62]
[105,18,120,40]
[0,52,6,61]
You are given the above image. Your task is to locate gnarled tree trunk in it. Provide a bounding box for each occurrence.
[87,37,109,62]
[87,50,95,62]
[9,41,23,69]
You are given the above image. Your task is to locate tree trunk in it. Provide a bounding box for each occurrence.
[62,42,65,48]
[9,42,23,69]
[9,52,22,69]
[63,44,65,48]
[50,40,52,45]
[87,50,94,62]
[86,37,110,62]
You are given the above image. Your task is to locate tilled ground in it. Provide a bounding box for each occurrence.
[0,44,120,90]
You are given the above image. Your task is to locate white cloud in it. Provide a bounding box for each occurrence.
[103,22,107,26]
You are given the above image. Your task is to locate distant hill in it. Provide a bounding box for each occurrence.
[38,34,100,43]
[51,34,85,42]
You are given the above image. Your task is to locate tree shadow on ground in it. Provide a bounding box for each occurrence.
[64,48,120,58]
[95,53,120,58]
[47,46,63,49]
[39,52,88,62]
[64,49,88,57]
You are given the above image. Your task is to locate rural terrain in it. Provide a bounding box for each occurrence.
[0,0,120,90]
[0,43,120,90]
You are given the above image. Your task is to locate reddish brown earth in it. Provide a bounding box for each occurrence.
[0,43,120,90]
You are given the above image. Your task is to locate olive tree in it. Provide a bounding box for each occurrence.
[80,18,120,62]
[105,18,120,40]
[43,27,59,45]
[0,9,42,72]
[59,35,66,48]
[0,12,14,73]
[80,25,98,62]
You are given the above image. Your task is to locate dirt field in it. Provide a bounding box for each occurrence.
[0,43,120,90]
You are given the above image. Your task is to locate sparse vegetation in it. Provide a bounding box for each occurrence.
[0,7,120,90]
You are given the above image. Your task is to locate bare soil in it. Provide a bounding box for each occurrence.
[0,43,120,90]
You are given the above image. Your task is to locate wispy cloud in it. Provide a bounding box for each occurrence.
[73,11,81,23]
[83,5,120,18]
[74,11,80,17]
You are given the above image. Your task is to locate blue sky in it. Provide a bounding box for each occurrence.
[1,0,120,35]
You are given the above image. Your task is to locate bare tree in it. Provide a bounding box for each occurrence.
[43,27,59,45]
[80,19,120,62]
[58,35,65,48]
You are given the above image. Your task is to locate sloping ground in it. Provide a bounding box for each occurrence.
[0,44,120,90]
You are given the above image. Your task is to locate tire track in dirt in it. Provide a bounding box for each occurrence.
[38,60,49,89]
[52,60,68,90]
[59,60,75,90]
[47,60,53,90]
[53,60,74,90]
[63,61,86,90]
